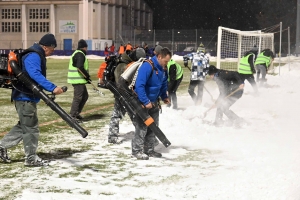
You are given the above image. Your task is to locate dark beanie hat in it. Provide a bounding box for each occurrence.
[129,48,146,61]
[208,65,218,75]
[135,47,146,60]
[39,33,57,48]
[154,45,163,54]
[78,39,88,49]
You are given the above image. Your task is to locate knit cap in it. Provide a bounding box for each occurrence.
[39,33,57,48]
[154,45,163,54]
[78,39,88,49]
[207,65,218,75]
[135,47,146,60]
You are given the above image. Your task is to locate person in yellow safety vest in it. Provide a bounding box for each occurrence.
[197,43,205,53]
[238,50,259,95]
[254,49,275,86]
[67,39,90,122]
[167,59,183,109]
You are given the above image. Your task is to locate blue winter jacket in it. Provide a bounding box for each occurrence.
[134,56,168,106]
[13,43,56,102]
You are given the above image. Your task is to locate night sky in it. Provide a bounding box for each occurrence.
[144,0,297,51]
[144,0,297,32]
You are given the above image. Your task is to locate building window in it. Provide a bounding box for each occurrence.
[2,22,11,32]
[39,22,49,32]
[29,8,49,19]
[29,22,49,33]
[2,9,11,19]
[11,9,21,19]
[29,9,38,19]
[29,22,39,32]
[28,8,49,32]
[1,9,21,19]
[12,22,21,32]
[1,9,21,32]
[39,9,49,19]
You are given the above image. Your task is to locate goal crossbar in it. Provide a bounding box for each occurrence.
[216,26,274,71]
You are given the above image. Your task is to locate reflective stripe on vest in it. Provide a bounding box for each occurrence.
[238,53,253,74]
[254,52,271,67]
[167,59,183,81]
[67,50,89,84]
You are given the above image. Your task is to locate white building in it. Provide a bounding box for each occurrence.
[0,0,153,50]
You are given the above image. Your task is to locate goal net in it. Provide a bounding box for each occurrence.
[216,26,274,71]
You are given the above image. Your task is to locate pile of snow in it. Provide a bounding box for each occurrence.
[13,59,300,199]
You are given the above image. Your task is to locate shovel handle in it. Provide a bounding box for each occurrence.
[202,88,241,119]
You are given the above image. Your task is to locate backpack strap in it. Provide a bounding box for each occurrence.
[128,58,146,90]
[129,58,156,90]
[144,59,157,78]
[17,48,44,70]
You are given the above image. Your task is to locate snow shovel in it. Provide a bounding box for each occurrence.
[77,68,105,96]
[88,80,105,96]
[202,88,241,119]
[204,85,215,102]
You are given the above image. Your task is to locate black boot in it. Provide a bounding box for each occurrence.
[145,150,162,158]
[0,146,11,163]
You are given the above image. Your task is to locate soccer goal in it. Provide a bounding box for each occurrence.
[216,26,274,71]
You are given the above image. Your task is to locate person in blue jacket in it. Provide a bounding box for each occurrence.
[132,47,171,160]
[0,34,64,167]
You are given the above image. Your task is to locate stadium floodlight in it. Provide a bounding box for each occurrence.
[217,26,274,71]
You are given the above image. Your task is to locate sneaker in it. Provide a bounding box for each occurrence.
[145,150,162,158]
[132,152,149,160]
[24,156,49,167]
[108,137,122,144]
[0,146,11,163]
[71,116,82,124]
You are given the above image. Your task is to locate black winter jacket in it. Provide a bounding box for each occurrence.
[214,69,244,99]
[72,49,90,80]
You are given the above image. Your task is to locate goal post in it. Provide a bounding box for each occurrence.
[216,26,274,71]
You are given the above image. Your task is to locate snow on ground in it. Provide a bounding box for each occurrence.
[11,56,300,199]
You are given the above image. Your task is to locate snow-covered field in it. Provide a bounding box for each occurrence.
[3,55,300,199]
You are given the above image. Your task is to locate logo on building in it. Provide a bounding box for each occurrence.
[59,20,77,33]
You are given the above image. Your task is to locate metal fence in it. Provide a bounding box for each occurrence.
[116,28,292,56]
[0,29,292,56]
[116,29,218,55]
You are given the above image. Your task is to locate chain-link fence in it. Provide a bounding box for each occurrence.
[118,28,293,56]
[115,29,218,55]
[0,29,291,56]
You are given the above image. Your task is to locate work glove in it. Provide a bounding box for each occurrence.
[85,76,92,83]
[163,98,170,104]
